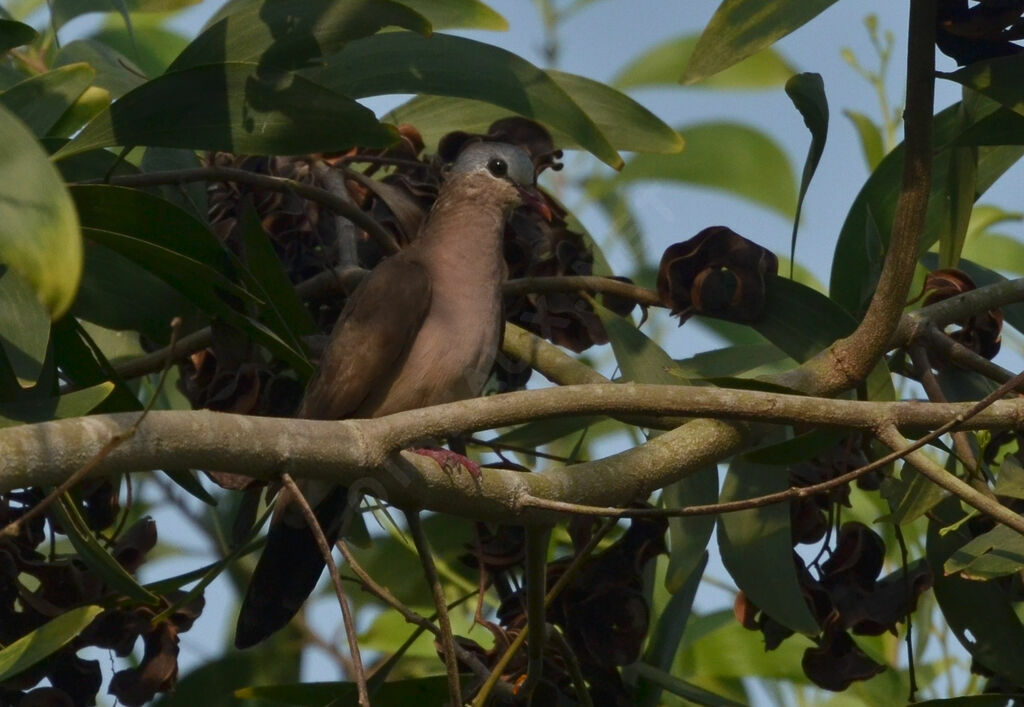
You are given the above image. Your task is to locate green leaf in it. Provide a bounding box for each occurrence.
[632,662,746,707]
[843,109,885,170]
[602,122,796,217]
[0,267,50,387]
[928,496,1024,684]
[718,455,820,637]
[784,72,828,271]
[139,147,207,220]
[944,524,1024,580]
[881,463,946,525]
[88,14,190,78]
[914,697,1024,706]
[0,105,82,318]
[941,101,979,268]
[941,55,1024,118]
[0,18,37,52]
[387,67,682,155]
[237,675,456,705]
[830,99,1024,314]
[54,39,147,98]
[682,0,840,85]
[679,610,813,681]
[0,605,104,682]
[50,0,131,32]
[56,62,399,160]
[172,0,431,73]
[663,473,717,592]
[955,106,1024,146]
[0,63,96,136]
[674,342,792,379]
[304,31,622,168]
[47,85,111,138]
[396,0,507,30]
[995,455,1024,500]
[615,32,795,90]
[53,495,160,605]
[0,381,113,427]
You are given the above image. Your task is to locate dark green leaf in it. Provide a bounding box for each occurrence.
[0,605,104,682]
[162,469,218,506]
[396,0,506,30]
[830,99,1024,314]
[785,72,828,271]
[139,147,208,220]
[88,15,190,78]
[995,455,1024,500]
[881,463,946,525]
[0,267,50,387]
[718,456,819,636]
[914,696,1024,706]
[0,106,82,318]
[0,19,37,52]
[47,86,111,138]
[0,63,96,136]
[595,305,688,385]
[843,109,885,170]
[941,55,1024,118]
[942,102,978,268]
[0,382,113,427]
[172,0,430,73]
[954,107,1024,146]
[682,0,839,85]
[928,497,1024,683]
[632,662,746,707]
[637,553,709,707]
[54,39,147,98]
[615,32,795,89]
[602,122,796,217]
[237,675,456,705]
[304,31,622,168]
[674,342,792,379]
[51,318,143,413]
[57,62,399,160]
[663,473,717,593]
[742,428,846,465]
[53,495,160,605]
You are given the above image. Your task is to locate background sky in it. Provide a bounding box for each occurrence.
[52,0,1024,701]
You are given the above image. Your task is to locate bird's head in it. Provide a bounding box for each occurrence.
[446,142,553,221]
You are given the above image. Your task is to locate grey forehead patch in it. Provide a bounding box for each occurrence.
[450,142,535,186]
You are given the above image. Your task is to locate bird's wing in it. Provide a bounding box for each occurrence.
[298,254,432,420]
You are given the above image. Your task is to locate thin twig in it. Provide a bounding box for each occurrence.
[85,166,400,254]
[549,626,593,707]
[405,511,462,706]
[519,525,553,700]
[279,473,369,707]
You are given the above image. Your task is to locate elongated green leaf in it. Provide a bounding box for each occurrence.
[237,675,456,705]
[680,610,813,681]
[396,0,506,30]
[881,463,946,525]
[955,106,1024,146]
[54,39,147,98]
[843,109,885,170]
[942,101,978,268]
[674,342,792,379]
[47,85,111,138]
[718,455,819,637]
[0,605,104,682]
[53,496,160,605]
[830,99,1024,314]
[57,62,398,160]
[941,55,1024,118]
[632,662,746,707]
[387,69,681,155]
[0,381,113,426]
[51,0,131,32]
[0,266,50,386]
[0,63,95,136]
[305,31,622,168]
[615,32,795,89]
[88,15,190,78]
[172,0,430,73]
[0,18,37,52]
[601,122,795,216]
[928,497,1024,683]
[0,104,82,318]
[944,524,1024,579]
[785,72,828,270]
[682,0,839,85]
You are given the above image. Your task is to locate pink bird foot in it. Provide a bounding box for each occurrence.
[412,448,482,479]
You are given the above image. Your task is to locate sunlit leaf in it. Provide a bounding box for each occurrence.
[0,605,104,682]
[47,85,111,138]
[0,104,82,318]
[0,381,113,427]
[396,0,507,30]
[615,32,795,89]
[0,62,95,137]
[597,122,796,216]
[682,0,840,85]
[944,524,1024,580]
[304,31,622,168]
[57,62,399,159]
[386,69,682,154]
[54,39,147,98]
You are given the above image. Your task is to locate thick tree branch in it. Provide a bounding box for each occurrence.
[6,384,1024,524]
[778,0,936,395]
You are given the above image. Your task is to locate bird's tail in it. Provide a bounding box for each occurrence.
[234,485,349,649]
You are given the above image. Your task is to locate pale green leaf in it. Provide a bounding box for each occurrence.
[0,605,104,682]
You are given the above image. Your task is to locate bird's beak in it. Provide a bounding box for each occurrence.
[517,185,553,222]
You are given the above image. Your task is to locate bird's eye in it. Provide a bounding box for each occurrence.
[487,158,508,177]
